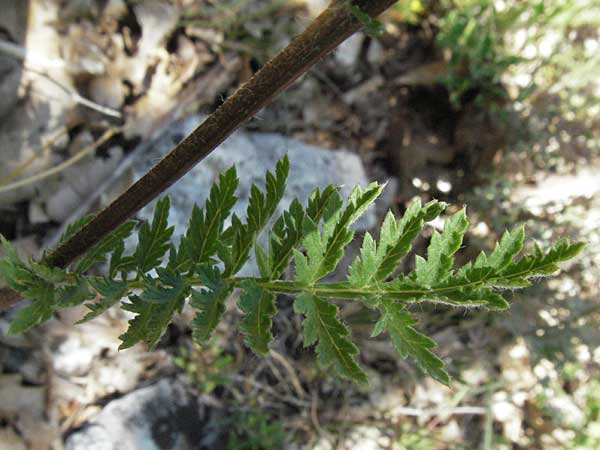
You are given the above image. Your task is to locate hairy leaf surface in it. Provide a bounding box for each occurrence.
[119,269,187,349]
[135,197,174,273]
[294,293,367,384]
[180,167,238,269]
[223,156,289,276]
[295,182,383,285]
[76,221,137,273]
[372,301,450,385]
[190,265,230,344]
[238,280,276,354]
[415,208,469,287]
[79,277,128,323]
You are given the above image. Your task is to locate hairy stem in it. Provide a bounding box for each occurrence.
[0,0,397,311]
[117,264,549,302]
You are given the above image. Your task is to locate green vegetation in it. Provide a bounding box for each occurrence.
[174,342,233,394]
[0,157,584,385]
[435,0,522,108]
[225,408,286,450]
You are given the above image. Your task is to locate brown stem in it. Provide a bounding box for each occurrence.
[0,0,396,310]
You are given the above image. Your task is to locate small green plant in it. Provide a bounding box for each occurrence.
[174,342,233,394]
[225,408,286,450]
[435,1,522,107]
[533,362,600,450]
[395,425,437,450]
[0,157,584,385]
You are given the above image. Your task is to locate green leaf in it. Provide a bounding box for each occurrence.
[497,238,585,281]
[294,293,367,384]
[415,208,469,287]
[58,214,95,244]
[254,244,271,279]
[375,200,446,282]
[134,197,174,273]
[0,235,34,291]
[296,182,384,285]
[139,268,186,304]
[268,198,305,279]
[55,278,95,308]
[29,262,66,284]
[488,225,525,270]
[76,220,137,273]
[238,280,276,355]
[268,186,340,281]
[348,231,378,288]
[372,301,450,386]
[428,286,510,310]
[306,185,340,224]
[180,166,238,268]
[8,294,55,335]
[190,265,230,344]
[119,269,187,349]
[0,153,588,390]
[109,242,136,278]
[79,277,128,323]
[222,156,289,276]
[0,237,59,327]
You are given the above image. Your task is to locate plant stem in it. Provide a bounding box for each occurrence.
[0,0,397,311]
[122,267,539,302]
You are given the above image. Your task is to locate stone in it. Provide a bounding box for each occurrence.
[133,115,382,275]
[0,0,75,206]
[305,0,329,17]
[88,75,125,110]
[124,0,179,89]
[64,379,219,450]
[334,33,364,68]
[134,0,180,57]
[0,58,22,119]
[0,101,67,206]
[344,426,385,450]
[44,147,123,222]
[0,0,27,119]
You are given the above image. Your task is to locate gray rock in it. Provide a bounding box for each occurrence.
[45,147,124,222]
[64,379,219,450]
[0,0,27,119]
[334,33,364,68]
[133,115,380,274]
